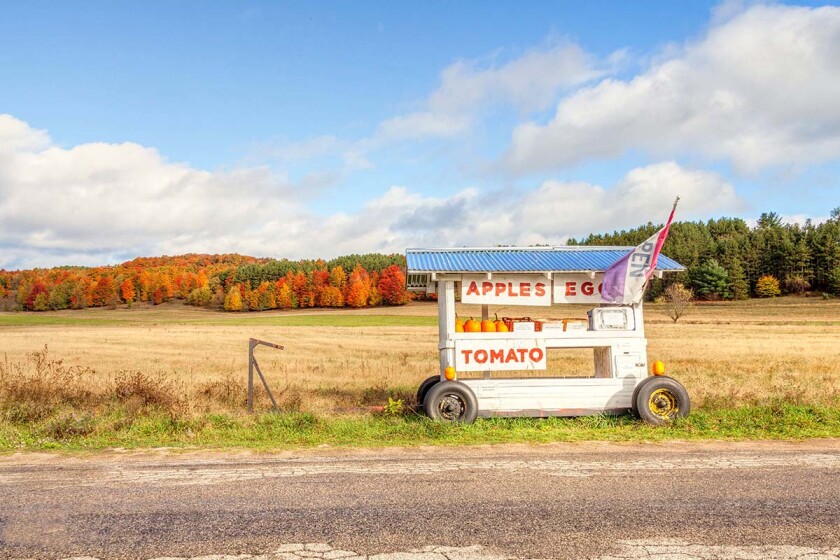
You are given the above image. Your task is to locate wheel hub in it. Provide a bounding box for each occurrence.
[438,394,466,421]
[648,388,678,419]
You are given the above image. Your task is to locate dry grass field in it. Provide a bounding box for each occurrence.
[1,296,839,415]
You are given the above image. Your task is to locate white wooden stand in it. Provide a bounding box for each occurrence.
[436,279,648,417]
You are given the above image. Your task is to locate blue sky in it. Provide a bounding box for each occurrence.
[1,1,838,268]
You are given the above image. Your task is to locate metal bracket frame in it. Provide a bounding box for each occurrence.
[247,338,284,412]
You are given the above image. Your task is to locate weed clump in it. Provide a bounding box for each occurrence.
[41,411,95,438]
[0,346,97,421]
[197,373,247,409]
[0,347,187,430]
[112,370,183,415]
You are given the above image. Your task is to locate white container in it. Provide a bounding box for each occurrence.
[563,319,589,332]
[588,307,635,331]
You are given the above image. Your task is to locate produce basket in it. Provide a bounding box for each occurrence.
[502,317,543,332]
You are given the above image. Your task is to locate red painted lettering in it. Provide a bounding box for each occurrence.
[490,349,504,362]
[517,348,528,361]
[461,350,472,364]
[565,282,576,296]
[474,350,488,364]
[521,283,531,297]
[535,283,546,297]
[481,282,493,295]
[495,282,505,296]
[508,282,518,296]
[581,281,594,296]
[505,348,517,362]
[466,282,479,296]
[529,348,544,362]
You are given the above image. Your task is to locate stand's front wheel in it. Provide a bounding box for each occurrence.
[635,376,690,425]
[423,381,479,424]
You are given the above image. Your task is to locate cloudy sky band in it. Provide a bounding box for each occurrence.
[0,2,837,269]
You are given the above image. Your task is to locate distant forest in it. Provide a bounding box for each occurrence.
[1,208,839,312]
[0,253,411,312]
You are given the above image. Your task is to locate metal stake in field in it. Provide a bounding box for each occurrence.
[247,338,284,412]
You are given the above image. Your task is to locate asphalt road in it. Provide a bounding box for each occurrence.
[1,440,839,560]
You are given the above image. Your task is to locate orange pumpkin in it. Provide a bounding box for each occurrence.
[455,319,465,332]
[494,313,509,332]
[464,318,481,332]
[481,319,496,332]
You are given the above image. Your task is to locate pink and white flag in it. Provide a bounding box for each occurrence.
[601,199,679,305]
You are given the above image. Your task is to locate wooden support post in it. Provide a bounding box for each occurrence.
[438,280,456,379]
[481,304,491,379]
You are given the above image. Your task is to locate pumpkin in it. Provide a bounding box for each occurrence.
[464,318,481,332]
[494,313,509,332]
[651,360,666,376]
[444,366,456,380]
[455,319,465,332]
[481,319,496,332]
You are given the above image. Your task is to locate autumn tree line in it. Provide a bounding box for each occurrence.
[2,209,839,312]
[0,253,413,312]
[570,208,840,300]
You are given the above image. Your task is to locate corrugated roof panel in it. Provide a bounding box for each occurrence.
[406,247,684,273]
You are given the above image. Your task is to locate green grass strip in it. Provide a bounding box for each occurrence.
[2,404,839,452]
[0,313,436,328]
[0,315,125,327]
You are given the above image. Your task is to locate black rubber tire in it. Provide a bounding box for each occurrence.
[415,375,441,412]
[630,376,657,418]
[635,376,690,425]
[423,381,479,424]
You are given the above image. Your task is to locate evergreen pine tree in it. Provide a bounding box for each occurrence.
[728,260,750,300]
[689,259,731,300]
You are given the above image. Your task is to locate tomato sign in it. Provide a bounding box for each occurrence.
[454,339,547,372]
[461,274,551,306]
[552,273,605,304]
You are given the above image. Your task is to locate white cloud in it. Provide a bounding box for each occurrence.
[427,41,601,114]
[377,40,602,141]
[513,162,743,242]
[311,162,743,253]
[377,112,470,140]
[0,114,745,269]
[0,114,50,152]
[507,4,840,174]
[0,115,304,268]
[254,39,605,171]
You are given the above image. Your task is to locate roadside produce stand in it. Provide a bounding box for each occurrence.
[405,246,690,424]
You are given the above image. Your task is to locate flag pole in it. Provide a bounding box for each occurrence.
[601,198,681,304]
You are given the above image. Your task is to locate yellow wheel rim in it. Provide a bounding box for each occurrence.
[648,388,679,419]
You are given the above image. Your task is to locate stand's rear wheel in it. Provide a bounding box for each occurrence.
[630,376,656,418]
[423,381,479,424]
[416,375,440,413]
[635,376,690,425]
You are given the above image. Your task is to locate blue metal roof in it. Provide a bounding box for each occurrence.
[406,247,684,273]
